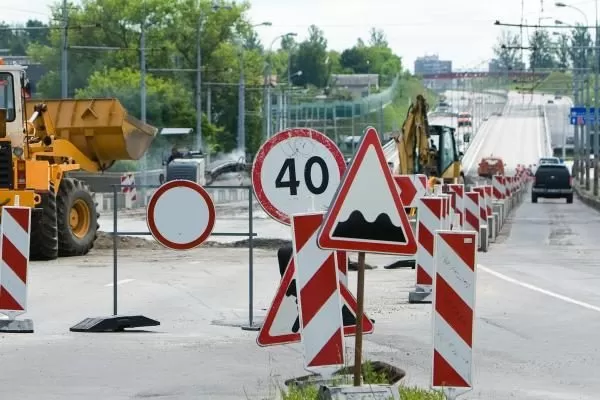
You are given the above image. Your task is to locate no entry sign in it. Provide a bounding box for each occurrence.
[252,128,346,225]
[146,180,216,250]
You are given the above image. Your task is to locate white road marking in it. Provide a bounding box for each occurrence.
[104,279,136,287]
[479,264,600,313]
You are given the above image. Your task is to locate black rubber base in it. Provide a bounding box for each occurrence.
[383,259,416,269]
[70,315,160,332]
[0,319,34,333]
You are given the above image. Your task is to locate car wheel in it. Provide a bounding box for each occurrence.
[566,194,573,204]
[532,195,538,203]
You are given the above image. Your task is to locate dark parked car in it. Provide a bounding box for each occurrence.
[532,164,573,204]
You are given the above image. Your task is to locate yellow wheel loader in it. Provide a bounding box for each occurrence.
[0,60,157,260]
[393,94,464,187]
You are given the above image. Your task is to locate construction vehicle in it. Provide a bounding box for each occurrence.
[393,94,464,185]
[477,156,505,178]
[0,61,157,260]
[457,112,472,127]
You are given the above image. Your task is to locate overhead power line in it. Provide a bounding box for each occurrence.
[494,20,596,28]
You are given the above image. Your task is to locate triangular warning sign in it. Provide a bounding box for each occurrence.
[317,127,417,255]
[257,256,374,347]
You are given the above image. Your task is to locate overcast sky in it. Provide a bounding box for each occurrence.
[5,0,599,71]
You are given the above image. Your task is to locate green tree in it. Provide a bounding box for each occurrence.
[290,25,329,87]
[554,33,570,70]
[75,67,221,156]
[492,30,522,70]
[28,0,266,155]
[529,30,556,70]
[368,27,388,47]
[569,24,592,70]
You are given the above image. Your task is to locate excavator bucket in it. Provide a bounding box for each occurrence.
[25,98,157,163]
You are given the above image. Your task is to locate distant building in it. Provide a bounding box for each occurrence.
[330,74,379,99]
[414,55,452,76]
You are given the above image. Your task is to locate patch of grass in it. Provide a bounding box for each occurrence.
[281,384,319,400]
[279,361,446,400]
[399,385,446,399]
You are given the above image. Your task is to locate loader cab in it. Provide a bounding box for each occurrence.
[0,62,27,147]
[428,124,462,180]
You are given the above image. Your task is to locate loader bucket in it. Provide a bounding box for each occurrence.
[25,98,157,163]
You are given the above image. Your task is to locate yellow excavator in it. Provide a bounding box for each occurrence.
[393,94,464,186]
[0,60,157,260]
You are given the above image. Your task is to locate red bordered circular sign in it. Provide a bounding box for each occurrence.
[252,128,346,225]
[146,180,216,250]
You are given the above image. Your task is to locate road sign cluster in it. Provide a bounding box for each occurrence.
[569,106,598,125]
[251,126,530,395]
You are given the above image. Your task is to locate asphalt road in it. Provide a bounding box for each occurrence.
[4,91,600,399]
[462,91,550,176]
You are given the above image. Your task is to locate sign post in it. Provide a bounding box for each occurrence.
[318,126,417,386]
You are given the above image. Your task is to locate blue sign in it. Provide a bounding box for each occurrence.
[570,106,597,125]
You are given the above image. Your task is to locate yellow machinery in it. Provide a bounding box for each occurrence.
[0,61,157,260]
[393,94,464,186]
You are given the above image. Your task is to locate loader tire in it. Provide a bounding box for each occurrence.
[30,184,59,261]
[57,178,99,257]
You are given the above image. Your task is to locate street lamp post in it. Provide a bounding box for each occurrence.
[264,32,297,140]
[556,2,590,182]
[237,21,272,158]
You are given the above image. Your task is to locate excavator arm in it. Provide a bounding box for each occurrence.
[393,94,430,175]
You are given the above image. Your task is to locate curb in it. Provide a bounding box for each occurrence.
[573,184,600,212]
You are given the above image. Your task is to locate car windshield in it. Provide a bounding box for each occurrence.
[540,158,559,164]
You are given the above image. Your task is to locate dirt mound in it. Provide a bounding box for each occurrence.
[93,233,292,251]
[94,232,164,250]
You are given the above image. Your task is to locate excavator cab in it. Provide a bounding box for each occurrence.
[427,124,463,182]
[394,94,464,186]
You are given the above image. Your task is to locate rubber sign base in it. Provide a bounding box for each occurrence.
[69,315,160,333]
[0,318,34,333]
[317,384,400,400]
[212,317,264,331]
[408,287,432,304]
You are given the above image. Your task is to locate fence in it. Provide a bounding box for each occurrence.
[270,75,402,146]
[106,184,261,331]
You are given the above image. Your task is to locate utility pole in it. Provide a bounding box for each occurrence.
[595,3,599,196]
[586,63,591,190]
[238,49,246,157]
[140,21,148,205]
[195,7,203,151]
[573,68,580,178]
[61,0,68,98]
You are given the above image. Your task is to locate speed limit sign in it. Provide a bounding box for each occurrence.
[252,128,346,225]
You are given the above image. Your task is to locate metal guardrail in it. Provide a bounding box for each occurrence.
[107,184,261,331]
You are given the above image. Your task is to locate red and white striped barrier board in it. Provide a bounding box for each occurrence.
[504,176,511,198]
[471,187,488,227]
[441,195,451,230]
[0,206,32,317]
[492,175,505,200]
[415,197,444,291]
[337,251,348,288]
[464,192,481,250]
[121,173,137,208]
[432,230,477,392]
[447,184,465,229]
[394,174,429,208]
[482,186,493,218]
[292,212,345,376]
